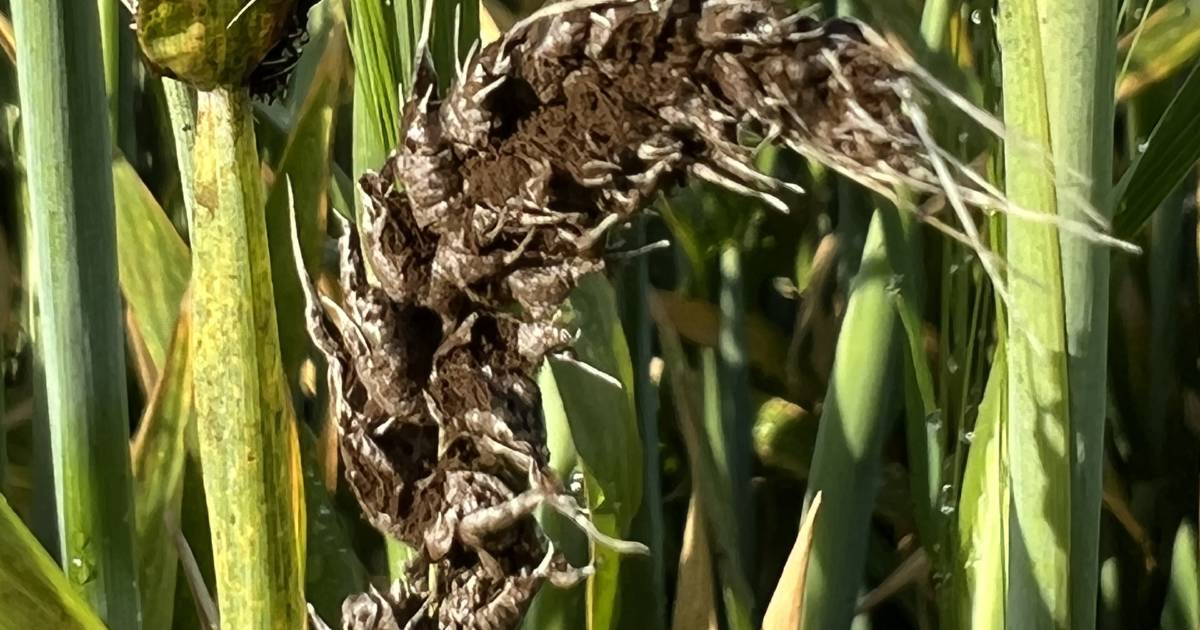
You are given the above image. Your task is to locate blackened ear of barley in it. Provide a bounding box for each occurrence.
[303,1,1014,628]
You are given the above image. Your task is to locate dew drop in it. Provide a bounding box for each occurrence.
[931,571,950,589]
[69,557,96,585]
[925,409,944,431]
[970,9,983,25]
[885,274,904,296]
[937,483,956,515]
[1137,140,1150,153]
[569,469,585,494]
[962,430,976,445]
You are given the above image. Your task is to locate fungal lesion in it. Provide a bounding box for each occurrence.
[300,1,1131,628]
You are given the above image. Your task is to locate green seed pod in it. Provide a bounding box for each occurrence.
[135,0,298,91]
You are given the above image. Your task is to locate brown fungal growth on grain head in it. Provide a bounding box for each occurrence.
[300,1,1126,628]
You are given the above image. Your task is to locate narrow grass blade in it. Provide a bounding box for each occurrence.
[162,79,198,234]
[998,1,1073,626]
[191,87,305,628]
[0,495,106,630]
[113,155,191,371]
[893,261,940,558]
[954,342,1007,630]
[698,349,754,630]
[264,25,344,387]
[616,218,666,630]
[670,496,719,630]
[432,0,479,92]
[168,453,216,630]
[131,296,194,630]
[96,0,118,135]
[1114,61,1200,237]
[800,205,914,630]
[11,0,141,624]
[348,0,402,188]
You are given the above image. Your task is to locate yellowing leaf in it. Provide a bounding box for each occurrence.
[762,491,823,630]
[670,497,718,630]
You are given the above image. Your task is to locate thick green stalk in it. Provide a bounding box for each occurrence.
[1002,0,1118,627]
[700,348,753,630]
[715,244,753,572]
[11,0,141,626]
[617,218,666,630]
[1041,3,1118,627]
[998,0,1075,624]
[191,87,305,629]
[801,205,916,630]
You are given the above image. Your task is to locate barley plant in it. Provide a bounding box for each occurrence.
[0,0,1199,628]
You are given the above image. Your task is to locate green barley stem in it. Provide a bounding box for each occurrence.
[11,0,141,625]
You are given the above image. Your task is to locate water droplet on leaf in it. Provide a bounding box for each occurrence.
[69,557,96,585]
[937,484,956,515]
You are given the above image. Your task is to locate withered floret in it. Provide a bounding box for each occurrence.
[303,1,1011,628]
